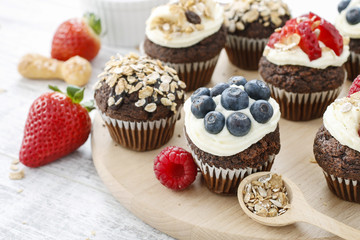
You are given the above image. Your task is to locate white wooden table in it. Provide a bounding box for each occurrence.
[0,0,341,239]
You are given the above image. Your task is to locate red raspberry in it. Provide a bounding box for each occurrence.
[154,146,197,190]
[348,75,360,97]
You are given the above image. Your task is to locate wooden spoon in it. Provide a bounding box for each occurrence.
[237,172,360,240]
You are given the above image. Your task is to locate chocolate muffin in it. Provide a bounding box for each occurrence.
[223,0,290,70]
[94,53,186,151]
[313,93,360,203]
[144,0,226,91]
[183,76,281,194]
[336,0,360,81]
[259,12,350,121]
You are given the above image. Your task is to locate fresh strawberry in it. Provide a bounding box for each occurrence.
[154,146,198,190]
[348,75,360,96]
[296,21,322,61]
[19,86,94,167]
[267,32,281,48]
[51,13,101,61]
[318,21,343,56]
[308,12,321,22]
[267,12,344,61]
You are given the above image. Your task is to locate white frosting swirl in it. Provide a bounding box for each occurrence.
[263,43,350,69]
[323,93,360,152]
[335,0,360,39]
[184,85,280,156]
[145,0,224,48]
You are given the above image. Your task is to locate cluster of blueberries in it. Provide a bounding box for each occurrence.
[338,0,360,25]
[190,76,274,137]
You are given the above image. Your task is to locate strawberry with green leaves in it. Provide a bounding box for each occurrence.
[51,13,101,61]
[19,86,94,167]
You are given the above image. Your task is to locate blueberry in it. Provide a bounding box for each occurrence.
[338,0,350,13]
[191,95,216,119]
[204,111,225,134]
[250,100,274,123]
[226,112,251,137]
[210,83,230,97]
[221,87,249,110]
[228,76,247,86]
[191,87,210,101]
[346,7,360,25]
[244,79,271,100]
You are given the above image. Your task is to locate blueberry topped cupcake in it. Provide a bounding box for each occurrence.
[144,0,226,91]
[184,76,281,194]
[259,12,350,121]
[224,0,291,70]
[313,77,360,203]
[94,53,186,151]
[336,0,360,81]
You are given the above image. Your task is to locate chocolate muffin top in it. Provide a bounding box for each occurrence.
[314,125,360,181]
[314,93,360,181]
[94,53,186,122]
[259,56,345,93]
[223,0,290,38]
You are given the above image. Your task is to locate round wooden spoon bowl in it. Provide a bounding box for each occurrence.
[237,172,360,240]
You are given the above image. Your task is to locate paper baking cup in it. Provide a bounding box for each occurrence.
[323,171,360,203]
[99,109,181,151]
[81,0,168,47]
[191,152,275,195]
[162,54,220,92]
[344,51,360,82]
[225,35,268,70]
[267,83,343,121]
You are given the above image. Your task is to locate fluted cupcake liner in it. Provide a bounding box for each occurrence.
[225,35,268,70]
[99,109,181,151]
[162,54,220,92]
[323,171,360,203]
[344,51,360,82]
[191,151,275,195]
[267,83,343,121]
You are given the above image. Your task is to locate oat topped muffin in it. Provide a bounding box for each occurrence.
[144,0,226,91]
[224,0,291,70]
[94,53,186,151]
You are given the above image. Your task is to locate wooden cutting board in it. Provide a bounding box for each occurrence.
[91,52,360,239]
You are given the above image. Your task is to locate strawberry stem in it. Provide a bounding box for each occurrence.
[84,12,101,36]
[48,85,94,112]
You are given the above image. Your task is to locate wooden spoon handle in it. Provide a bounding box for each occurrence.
[299,206,360,240]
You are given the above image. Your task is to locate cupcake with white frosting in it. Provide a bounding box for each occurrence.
[336,0,360,81]
[184,76,281,194]
[143,0,226,91]
[313,85,360,203]
[259,12,350,121]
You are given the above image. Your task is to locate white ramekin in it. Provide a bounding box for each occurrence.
[81,0,168,48]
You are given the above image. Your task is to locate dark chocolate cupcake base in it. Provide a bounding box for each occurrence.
[314,125,360,203]
[323,171,360,203]
[267,83,343,121]
[100,110,181,151]
[225,35,268,70]
[161,55,219,91]
[185,126,280,194]
[345,51,360,82]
